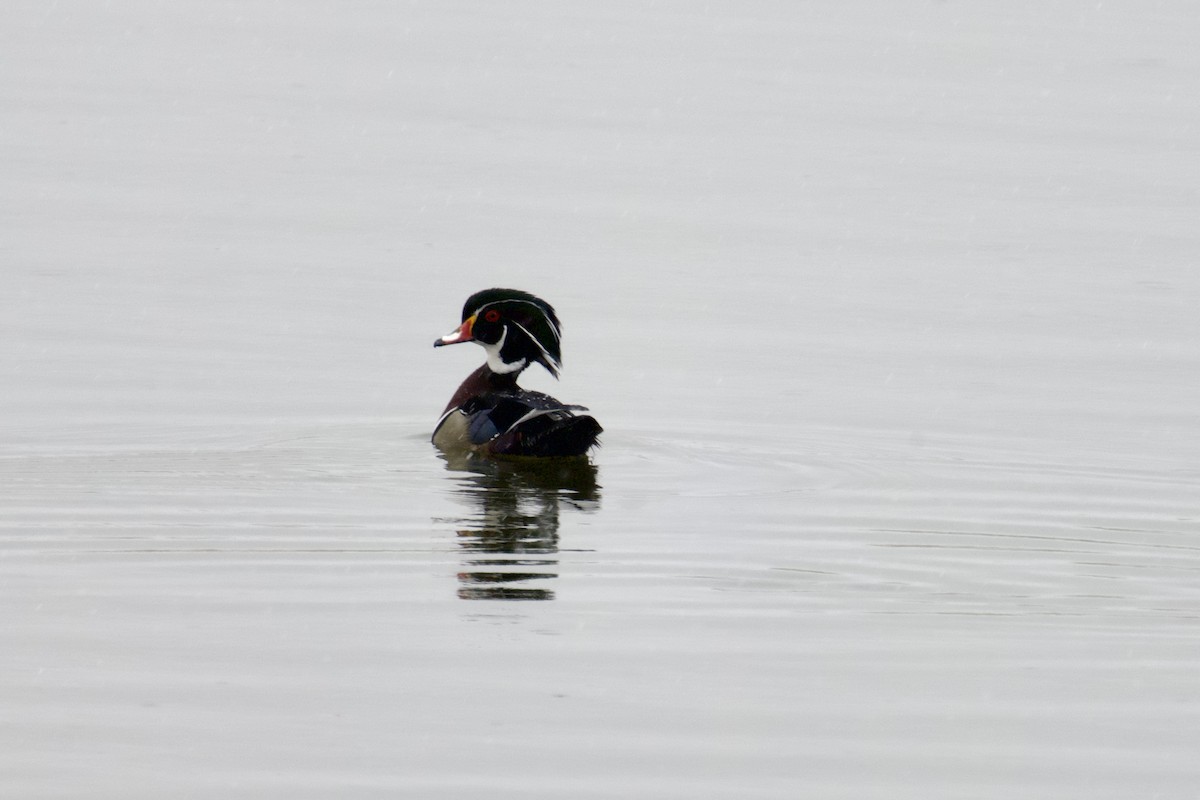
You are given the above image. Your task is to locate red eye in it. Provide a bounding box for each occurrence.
[484,309,501,323]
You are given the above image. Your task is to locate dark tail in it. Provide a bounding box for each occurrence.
[517,414,603,457]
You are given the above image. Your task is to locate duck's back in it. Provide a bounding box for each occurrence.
[432,367,601,458]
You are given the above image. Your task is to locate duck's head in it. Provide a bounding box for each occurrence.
[434,288,563,377]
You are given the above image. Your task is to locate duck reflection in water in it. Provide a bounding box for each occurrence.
[438,452,600,601]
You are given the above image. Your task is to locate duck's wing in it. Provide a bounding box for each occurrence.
[462,391,601,457]
[459,392,581,442]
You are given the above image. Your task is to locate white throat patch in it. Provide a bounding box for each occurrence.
[479,326,526,374]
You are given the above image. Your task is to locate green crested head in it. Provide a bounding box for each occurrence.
[434,288,564,377]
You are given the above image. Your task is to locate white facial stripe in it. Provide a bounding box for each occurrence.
[511,320,561,371]
[474,300,562,343]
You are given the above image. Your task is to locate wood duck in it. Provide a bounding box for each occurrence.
[432,288,602,458]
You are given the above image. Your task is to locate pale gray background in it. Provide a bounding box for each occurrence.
[3,3,1198,798]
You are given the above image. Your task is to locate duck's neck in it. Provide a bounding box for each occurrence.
[442,363,523,414]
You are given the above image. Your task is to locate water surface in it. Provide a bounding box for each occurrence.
[2,2,1198,798]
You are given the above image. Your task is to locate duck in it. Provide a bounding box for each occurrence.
[432,288,602,458]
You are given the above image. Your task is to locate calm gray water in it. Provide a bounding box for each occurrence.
[3,2,1198,798]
